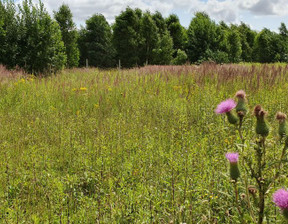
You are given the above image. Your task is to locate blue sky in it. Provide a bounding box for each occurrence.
[15,0,288,32]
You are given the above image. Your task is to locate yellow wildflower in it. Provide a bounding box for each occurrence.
[173,85,181,91]
[79,87,87,91]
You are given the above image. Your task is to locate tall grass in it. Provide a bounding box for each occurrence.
[1,64,288,223]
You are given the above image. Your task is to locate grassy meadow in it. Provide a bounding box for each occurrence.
[1,63,288,223]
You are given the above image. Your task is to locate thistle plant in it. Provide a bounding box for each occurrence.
[235,90,248,123]
[276,112,288,141]
[216,90,288,223]
[225,153,240,181]
[215,98,238,124]
[254,105,269,138]
[226,152,241,214]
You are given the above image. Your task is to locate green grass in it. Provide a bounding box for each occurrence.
[1,64,288,223]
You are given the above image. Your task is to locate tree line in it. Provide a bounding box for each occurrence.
[1,0,288,75]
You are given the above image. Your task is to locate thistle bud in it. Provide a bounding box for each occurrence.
[276,112,288,139]
[235,90,248,118]
[226,111,239,125]
[248,185,257,195]
[225,153,240,181]
[254,105,269,137]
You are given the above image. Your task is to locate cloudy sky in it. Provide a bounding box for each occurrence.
[16,0,288,32]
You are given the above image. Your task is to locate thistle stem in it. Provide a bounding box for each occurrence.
[256,137,266,224]
[233,181,242,216]
[237,116,244,144]
[237,121,256,222]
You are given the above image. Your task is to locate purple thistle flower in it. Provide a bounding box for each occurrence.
[215,99,236,114]
[273,189,288,210]
[225,152,239,163]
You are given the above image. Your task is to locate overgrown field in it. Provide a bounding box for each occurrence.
[1,64,288,223]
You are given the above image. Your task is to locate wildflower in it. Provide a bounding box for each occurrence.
[50,106,56,111]
[225,152,240,181]
[173,85,181,91]
[106,85,112,91]
[215,99,238,124]
[273,189,288,219]
[215,99,236,114]
[235,90,248,118]
[79,87,87,91]
[226,152,239,163]
[254,105,269,137]
[276,112,288,139]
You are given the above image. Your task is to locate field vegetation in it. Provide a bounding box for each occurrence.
[1,64,288,223]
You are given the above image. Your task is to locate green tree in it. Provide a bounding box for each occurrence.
[237,22,256,62]
[218,21,229,53]
[227,29,242,63]
[279,23,288,61]
[253,28,285,63]
[0,1,5,60]
[78,14,115,68]
[187,12,219,62]
[166,14,187,52]
[54,4,79,67]
[18,0,66,74]
[279,22,288,37]
[0,0,20,68]
[152,11,167,36]
[172,49,188,65]
[151,29,173,65]
[140,12,159,65]
[112,7,142,67]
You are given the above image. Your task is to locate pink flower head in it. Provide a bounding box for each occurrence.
[225,152,239,163]
[215,99,236,114]
[273,189,288,210]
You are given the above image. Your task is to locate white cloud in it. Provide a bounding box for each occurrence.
[15,0,288,27]
[238,0,288,16]
[187,0,239,22]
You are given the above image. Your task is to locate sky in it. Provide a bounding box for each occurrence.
[15,0,288,32]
